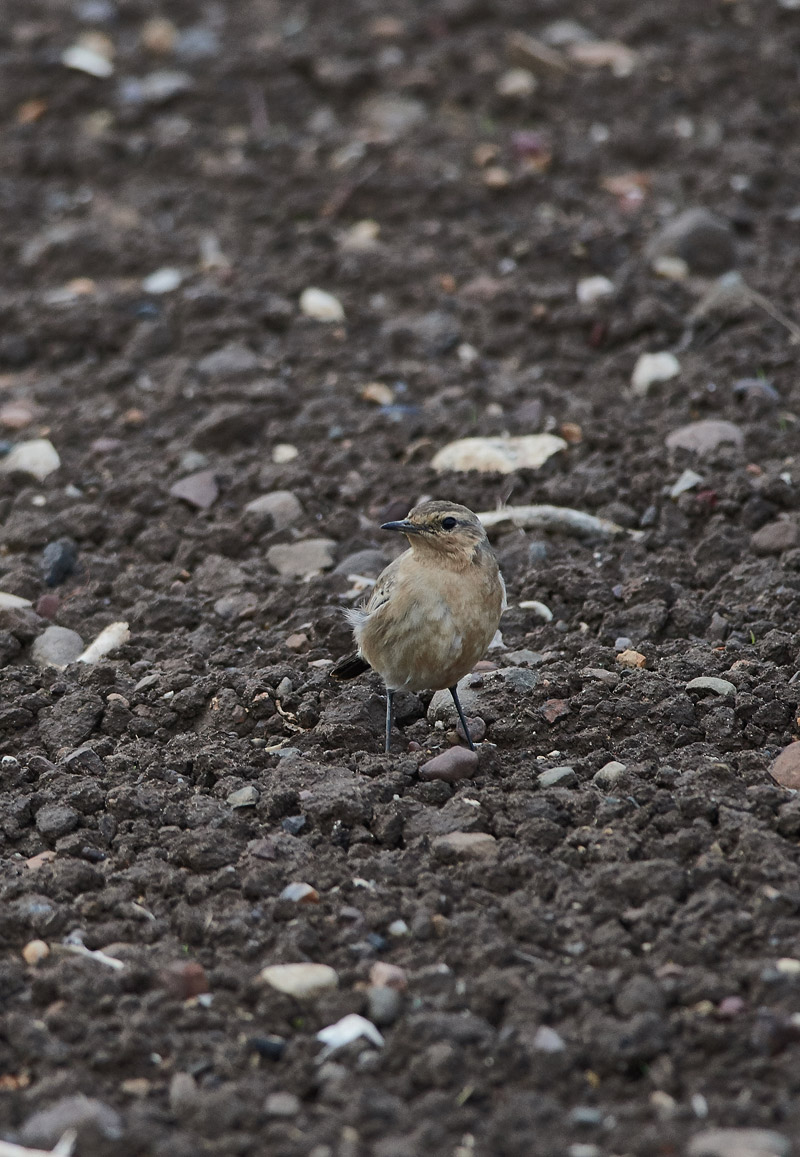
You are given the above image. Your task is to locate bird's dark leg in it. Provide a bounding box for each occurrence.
[450,685,475,751]
[385,689,395,754]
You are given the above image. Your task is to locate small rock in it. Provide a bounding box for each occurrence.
[369,962,407,990]
[120,70,193,105]
[593,760,627,788]
[62,42,114,78]
[770,742,800,790]
[248,1035,286,1060]
[686,676,735,697]
[631,352,681,397]
[264,1092,300,1118]
[670,468,704,498]
[78,621,130,664]
[531,1025,566,1052]
[31,625,84,668]
[22,939,50,965]
[169,469,219,510]
[36,804,79,839]
[538,765,577,788]
[361,381,394,405]
[279,882,320,903]
[360,94,427,139]
[142,267,182,294]
[141,15,177,54]
[267,539,336,577]
[0,591,33,610]
[285,632,309,651]
[21,1095,123,1149]
[387,919,409,937]
[1,438,60,481]
[196,343,259,380]
[686,1128,789,1157]
[282,815,306,835]
[432,433,567,474]
[228,786,259,808]
[541,698,569,724]
[581,667,619,687]
[752,519,800,556]
[568,39,636,76]
[646,208,736,276]
[260,962,339,999]
[0,400,37,429]
[244,490,302,530]
[665,419,744,455]
[41,538,78,587]
[776,958,800,976]
[300,287,345,322]
[496,67,537,97]
[159,961,209,1000]
[367,985,403,1026]
[615,636,633,651]
[576,275,614,305]
[504,648,545,666]
[428,677,481,724]
[168,1072,199,1118]
[431,831,498,861]
[334,549,387,576]
[652,255,689,280]
[617,649,646,669]
[273,443,298,464]
[419,747,479,783]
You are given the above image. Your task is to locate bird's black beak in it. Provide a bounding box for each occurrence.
[381,519,422,535]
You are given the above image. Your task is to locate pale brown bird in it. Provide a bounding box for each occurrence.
[332,500,506,752]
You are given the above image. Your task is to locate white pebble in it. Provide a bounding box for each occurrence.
[142,267,182,294]
[670,468,704,498]
[1,438,60,481]
[78,622,131,664]
[300,287,345,322]
[260,963,338,999]
[272,443,298,464]
[631,351,681,396]
[652,255,689,280]
[432,434,566,474]
[316,1013,385,1054]
[0,592,33,610]
[576,275,614,305]
[62,44,114,77]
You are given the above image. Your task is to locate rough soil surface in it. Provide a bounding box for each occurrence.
[2,1,800,1154]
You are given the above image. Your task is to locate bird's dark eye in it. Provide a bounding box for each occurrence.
[441,517,457,530]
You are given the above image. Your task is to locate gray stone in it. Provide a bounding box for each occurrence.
[504,649,545,667]
[41,538,78,587]
[496,667,540,693]
[427,676,481,723]
[214,592,259,620]
[169,469,219,510]
[264,1091,301,1118]
[752,519,800,556]
[646,208,736,275]
[168,1072,199,1119]
[196,342,260,380]
[244,490,303,531]
[21,1095,123,1149]
[592,761,627,788]
[366,985,403,1026]
[419,747,479,783]
[665,419,744,456]
[334,549,388,576]
[686,1128,789,1157]
[228,786,259,808]
[538,766,577,789]
[36,803,80,839]
[267,539,336,577]
[686,676,736,697]
[531,1025,566,1052]
[431,831,498,861]
[31,625,84,668]
[192,554,247,592]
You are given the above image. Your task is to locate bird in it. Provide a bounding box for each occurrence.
[332,500,506,753]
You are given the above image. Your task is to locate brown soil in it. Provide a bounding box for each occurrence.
[2,1,800,1154]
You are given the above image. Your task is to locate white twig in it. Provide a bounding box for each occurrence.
[50,943,125,971]
[478,504,642,539]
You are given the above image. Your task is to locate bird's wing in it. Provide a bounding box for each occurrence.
[362,553,405,617]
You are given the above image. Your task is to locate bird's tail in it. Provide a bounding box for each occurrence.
[330,653,370,680]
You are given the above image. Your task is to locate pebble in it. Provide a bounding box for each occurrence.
[142,267,182,294]
[652,255,689,280]
[279,882,320,903]
[776,958,800,976]
[264,1092,300,1118]
[686,676,735,697]
[369,962,407,990]
[22,939,50,965]
[120,70,193,105]
[432,433,567,474]
[531,1025,566,1052]
[360,94,427,139]
[334,549,387,576]
[593,760,627,788]
[62,43,114,77]
[686,1129,789,1157]
[631,352,681,397]
[282,815,306,835]
[267,538,336,577]
[1,438,60,481]
[541,698,569,724]
[260,962,339,999]
[0,591,32,610]
[41,538,78,586]
[273,443,298,464]
[770,742,800,790]
[504,649,545,666]
[497,668,540,693]
[496,67,537,97]
[645,208,736,276]
[168,1072,199,1118]
[159,961,210,1000]
[244,490,303,530]
[419,747,479,783]
[36,803,79,838]
[196,343,260,380]
[569,1107,604,1126]
[428,676,481,723]
[568,39,636,76]
[78,621,130,664]
[0,400,36,429]
[21,1095,124,1149]
[670,468,704,498]
[248,1034,286,1060]
[665,419,744,455]
[538,765,577,788]
[581,667,619,687]
[367,985,402,1027]
[318,1013,385,1055]
[617,649,646,668]
[431,831,498,861]
[300,287,345,322]
[752,519,800,556]
[228,786,259,808]
[31,625,84,668]
[169,468,219,510]
[388,919,409,937]
[576,275,614,305]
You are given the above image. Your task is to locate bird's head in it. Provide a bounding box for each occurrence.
[381,500,489,562]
